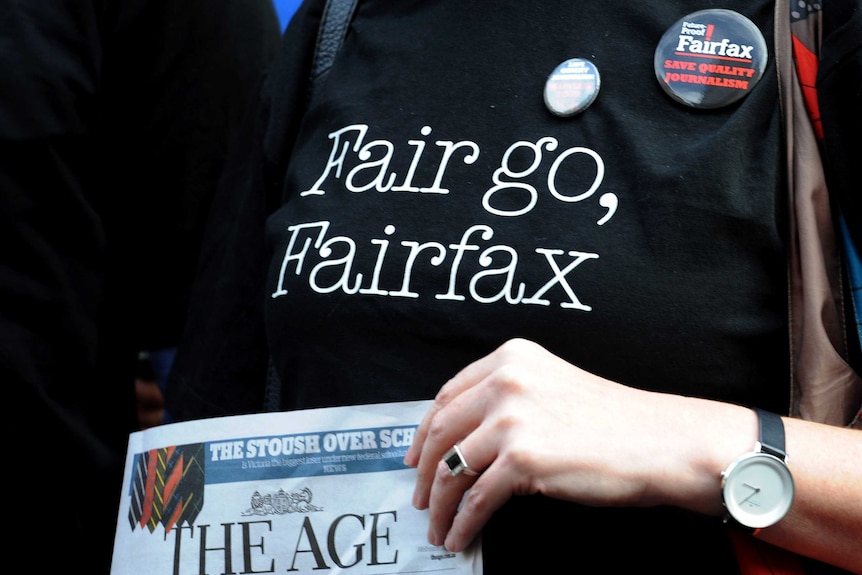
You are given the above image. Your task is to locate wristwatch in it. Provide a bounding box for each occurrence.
[720,408,795,531]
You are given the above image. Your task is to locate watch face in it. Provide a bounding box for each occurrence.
[722,452,795,529]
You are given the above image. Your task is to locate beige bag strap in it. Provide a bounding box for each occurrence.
[774,0,862,427]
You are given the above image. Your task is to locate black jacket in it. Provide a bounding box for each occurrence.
[1,1,281,571]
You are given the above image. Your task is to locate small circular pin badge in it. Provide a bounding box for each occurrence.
[544,58,601,117]
[654,9,767,109]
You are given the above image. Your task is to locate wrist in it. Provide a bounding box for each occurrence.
[653,397,758,517]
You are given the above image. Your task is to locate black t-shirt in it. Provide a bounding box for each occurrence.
[260,0,785,571]
[267,0,788,411]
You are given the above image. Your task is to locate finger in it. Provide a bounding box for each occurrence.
[425,432,515,551]
[440,463,513,552]
[135,378,166,429]
[135,378,165,408]
[425,455,481,546]
[137,406,165,429]
[405,347,503,467]
[411,382,490,508]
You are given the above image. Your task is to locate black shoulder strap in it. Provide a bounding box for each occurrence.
[263,0,358,412]
[309,0,358,103]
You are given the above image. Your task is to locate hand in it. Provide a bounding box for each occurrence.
[403,338,748,552]
[135,377,166,429]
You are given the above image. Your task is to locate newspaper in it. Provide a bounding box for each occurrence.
[111,400,482,574]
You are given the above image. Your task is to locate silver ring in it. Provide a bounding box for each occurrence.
[442,444,478,477]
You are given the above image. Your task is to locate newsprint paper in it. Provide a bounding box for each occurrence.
[111,400,482,575]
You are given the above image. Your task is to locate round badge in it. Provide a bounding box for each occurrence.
[544,58,601,117]
[654,9,767,109]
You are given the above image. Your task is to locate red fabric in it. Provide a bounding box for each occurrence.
[728,529,807,575]
[791,34,823,141]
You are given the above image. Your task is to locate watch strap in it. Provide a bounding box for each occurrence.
[754,408,787,461]
[722,408,793,532]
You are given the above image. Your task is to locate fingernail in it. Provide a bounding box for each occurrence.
[443,537,461,553]
[428,530,440,546]
[403,447,417,466]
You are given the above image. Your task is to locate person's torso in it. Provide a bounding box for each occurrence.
[262,1,789,570]
[266,0,788,415]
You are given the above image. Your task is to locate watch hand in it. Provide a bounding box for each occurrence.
[738,482,761,505]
